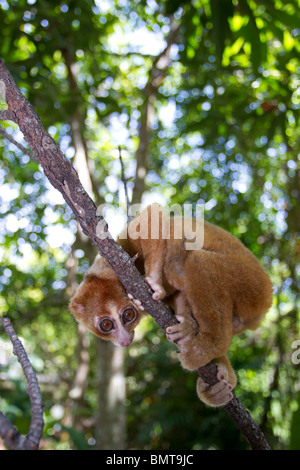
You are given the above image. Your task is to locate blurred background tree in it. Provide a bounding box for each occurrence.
[0,0,299,450]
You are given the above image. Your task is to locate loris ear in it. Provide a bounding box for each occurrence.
[70,298,85,314]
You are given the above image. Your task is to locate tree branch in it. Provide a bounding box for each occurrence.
[0,316,44,450]
[0,58,271,450]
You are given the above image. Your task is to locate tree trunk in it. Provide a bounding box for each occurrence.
[95,341,126,450]
[131,88,155,205]
[131,19,181,204]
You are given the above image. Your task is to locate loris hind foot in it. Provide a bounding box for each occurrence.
[196,358,237,407]
[166,315,237,406]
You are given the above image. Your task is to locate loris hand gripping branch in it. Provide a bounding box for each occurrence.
[70,204,272,407]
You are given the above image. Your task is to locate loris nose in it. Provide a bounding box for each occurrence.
[119,337,133,347]
[117,330,134,347]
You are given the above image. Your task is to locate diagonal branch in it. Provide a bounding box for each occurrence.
[0,58,271,450]
[0,316,44,450]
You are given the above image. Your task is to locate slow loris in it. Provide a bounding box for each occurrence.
[70,204,273,407]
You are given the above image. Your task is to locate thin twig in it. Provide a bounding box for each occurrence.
[0,124,38,161]
[0,109,17,122]
[0,316,44,450]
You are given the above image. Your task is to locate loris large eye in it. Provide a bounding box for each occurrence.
[99,318,114,333]
[122,307,137,325]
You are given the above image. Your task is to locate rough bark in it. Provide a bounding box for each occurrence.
[0,317,44,450]
[0,58,271,450]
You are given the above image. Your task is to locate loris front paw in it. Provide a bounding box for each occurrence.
[127,272,165,308]
[127,294,145,311]
[196,358,237,407]
[166,313,198,345]
[166,314,221,370]
[145,275,166,300]
[166,313,202,369]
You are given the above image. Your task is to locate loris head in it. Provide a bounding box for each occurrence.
[69,272,143,347]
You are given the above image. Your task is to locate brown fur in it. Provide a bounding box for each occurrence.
[70,204,273,406]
